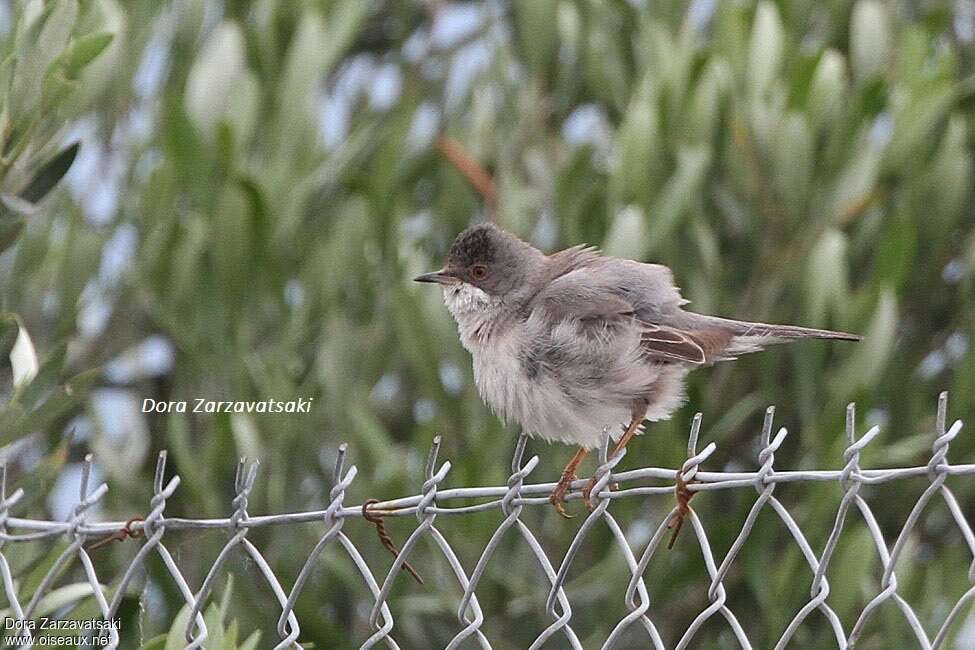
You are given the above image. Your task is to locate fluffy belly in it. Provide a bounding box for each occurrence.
[472,346,654,450]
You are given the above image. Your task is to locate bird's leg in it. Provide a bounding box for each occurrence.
[582,416,642,509]
[610,415,643,458]
[549,447,589,518]
[666,470,696,549]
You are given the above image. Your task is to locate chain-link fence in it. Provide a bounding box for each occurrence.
[0,392,972,649]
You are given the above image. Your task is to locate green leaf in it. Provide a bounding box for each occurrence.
[884,86,954,173]
[603,204,648,260]
[184,21,246,135]
[771,112,813,217]
[11,0,77,118]
[645,146,712,256]
[748,2,784,96]
[230,413,264,462]
[18,141,79,204]
[0,212,25,253]
[163,604,193,650]
[0,193,39,218]
[213,183,250,305]
[0,367,99,446]
[224,69,260,145]
[807,49,847,129]
[238,629,262,650]
[824,526,878,619]
[224,618,239,649]
[203,601,225,650]
[320,1,373,79]
[805,229,849,325]
[686,59,730,144]
[0,53,14,112]
[831,289,898,395]
[16,540,72,604]
[61,32,114,79]
[169,215,209,304]
[162,104,208,203]
[612,80,663,208]
[40,64,78,110]
[850,0,891,82]
[28,582,100,619]
[512,0,559,79]
[0,402,26,445]
[17,342,67,409]
[825,130,881,224]
[922,114,973,226]
[279,3,369,137]
[874,210,917,289]
[138,634,168,650]
[35,0,76,56]
[163,601,226,650]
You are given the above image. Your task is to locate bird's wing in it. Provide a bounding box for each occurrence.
[594,258,740,363]
[639,324,707,364]
[530,270,637,336]
[523,270,659,408]
[536,256,857,367]
[529,267,724,365]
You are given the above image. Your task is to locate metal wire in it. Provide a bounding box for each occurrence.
[0,392,972,649]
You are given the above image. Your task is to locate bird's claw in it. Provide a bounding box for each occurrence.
[582,477,619,511]
[550,496,574,519]
[582,477,596,511]
[667,470,696,549]
[549,473,576,519]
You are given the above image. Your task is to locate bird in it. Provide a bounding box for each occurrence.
[415,222,861,518]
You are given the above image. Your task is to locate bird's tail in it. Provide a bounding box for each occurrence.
[698,315,861,358]
[708,316,862,342]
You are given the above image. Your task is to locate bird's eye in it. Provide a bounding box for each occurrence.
[470,264,488,280]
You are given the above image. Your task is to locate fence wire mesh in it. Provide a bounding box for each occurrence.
[0,392,973,649]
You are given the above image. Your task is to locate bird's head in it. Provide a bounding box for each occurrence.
[414,223,544,301]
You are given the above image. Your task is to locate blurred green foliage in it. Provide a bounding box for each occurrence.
[1,0,974,647]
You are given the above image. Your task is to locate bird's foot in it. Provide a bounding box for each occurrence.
[582,477,618,511]
[666,471,696,549]
[548,471,576,519]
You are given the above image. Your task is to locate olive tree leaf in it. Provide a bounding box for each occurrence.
[512,0,558,78]
[805,228,849,325]
[16,342,67,409]
[26,583,101,619]
[850,0,891,82]
[645,146,712,255]
[18,141,79,204]
[0,367,99,447]
[60,32,114,79]
[0,212,25,253]
[138,635,167,650]
[0,193,39,216]
[748,1,784,96]
[8,317,38,389]
[807,49,847,129]
[184,21,246,135]
[11,0,78,118]
[831,289,898,394]
[603,204,648,260]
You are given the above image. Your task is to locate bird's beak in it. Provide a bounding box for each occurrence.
[413,269,456,285]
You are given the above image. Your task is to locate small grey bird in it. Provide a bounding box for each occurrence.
[415,223,860,517]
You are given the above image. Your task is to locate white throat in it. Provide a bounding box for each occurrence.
[443,283,505,350]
